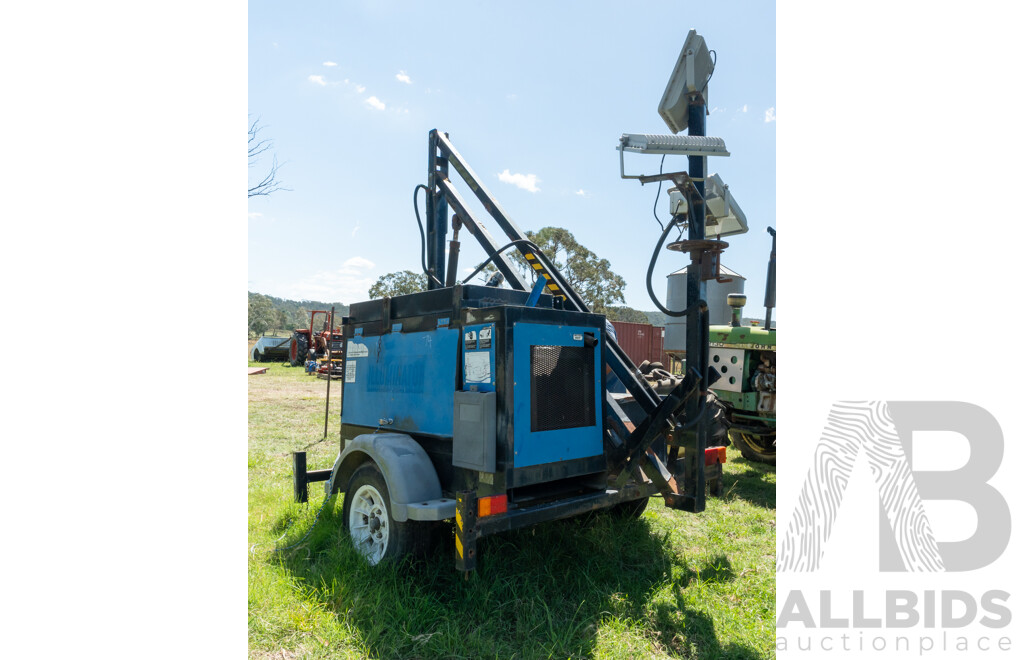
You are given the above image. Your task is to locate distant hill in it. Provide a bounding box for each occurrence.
[248,291,350,337]
[644,311,667,327]
[251,292,349,318]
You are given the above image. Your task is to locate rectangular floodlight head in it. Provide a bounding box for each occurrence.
[658,29,714,134]
[703,173,748,237]
[618,133,729,157]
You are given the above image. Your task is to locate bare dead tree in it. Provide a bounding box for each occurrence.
[248,117,288,198]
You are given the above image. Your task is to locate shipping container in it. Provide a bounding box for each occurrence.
[651,325,669,367]
[610,321,669,370]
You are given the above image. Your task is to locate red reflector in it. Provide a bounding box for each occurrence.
[705,446,728,466]
[478,494,508,517]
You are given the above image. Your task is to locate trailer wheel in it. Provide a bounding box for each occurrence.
[342,463,416,565]
[730,430,776,466]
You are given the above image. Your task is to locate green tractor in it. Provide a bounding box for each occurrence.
[709,227,776,465]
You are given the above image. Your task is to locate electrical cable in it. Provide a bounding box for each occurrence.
[459,238,591,315]
[459,238,541,285]
[652,154,667,231]
[645,219,708,318]
[271,491,335,554]
[412,184,445,288]
[701,50,716,97]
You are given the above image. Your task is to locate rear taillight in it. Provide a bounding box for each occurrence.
[705,446,728,466]
[477,494,508,517]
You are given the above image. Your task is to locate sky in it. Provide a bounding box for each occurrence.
[248,0,776,315]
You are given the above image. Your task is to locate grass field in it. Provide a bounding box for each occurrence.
[248,360,776,659]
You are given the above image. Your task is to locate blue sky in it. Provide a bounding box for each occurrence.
[248,0,776,314]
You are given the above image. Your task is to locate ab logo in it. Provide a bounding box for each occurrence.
[778,401,1010,572]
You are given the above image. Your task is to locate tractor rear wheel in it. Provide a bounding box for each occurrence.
[289,333,308,366]
[730,430,776,466]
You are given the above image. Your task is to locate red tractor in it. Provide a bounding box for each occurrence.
[289,310,344,367]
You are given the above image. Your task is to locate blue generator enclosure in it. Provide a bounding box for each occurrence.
[512,322,603,468]
[342,328,460,437]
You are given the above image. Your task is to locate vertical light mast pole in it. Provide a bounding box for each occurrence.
[683,99,708,509]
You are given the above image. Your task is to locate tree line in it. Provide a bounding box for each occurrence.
[248,292,349,337]
[366,227,665,326]
[249,227,667,338]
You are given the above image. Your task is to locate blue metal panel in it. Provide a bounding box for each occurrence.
[462,323,496,393]
[525,275,548,307]
[342,328,460,436]
[512,323,603,467]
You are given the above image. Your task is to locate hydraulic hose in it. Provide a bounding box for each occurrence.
[412,184,445,288]
[460,239,547,286]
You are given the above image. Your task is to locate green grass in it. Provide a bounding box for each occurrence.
[248,361,775,659]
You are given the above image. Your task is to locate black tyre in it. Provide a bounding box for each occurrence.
[730,430,776,466]
[289,333,309,367]
[342,463,434,564]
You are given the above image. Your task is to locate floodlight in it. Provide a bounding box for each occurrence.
[617,133,729,179]
[703,173,748,237]
[618,133,729,157]
[664,174,747,237]
[658,29,714,134]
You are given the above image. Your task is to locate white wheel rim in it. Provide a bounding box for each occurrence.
[348,483,389,565]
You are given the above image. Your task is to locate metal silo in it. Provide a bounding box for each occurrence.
[664,264,745,360]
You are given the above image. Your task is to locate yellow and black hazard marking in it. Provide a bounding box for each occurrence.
[523,253,566,300]
[455,491,478,573]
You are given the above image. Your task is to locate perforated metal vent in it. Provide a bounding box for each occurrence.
[530,344,595,432]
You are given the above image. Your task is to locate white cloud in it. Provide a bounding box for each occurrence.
[506,93,518,101]
[765,106,776,123]
[365,96,385,111]
[341,256,374,271]
[355,84,365,94]
[281,257,377,303]
[575,189,586,197]
[741,104,748,113]
[308,75,327,86]
[396,70,412,84]
[323,61,337,67]
[498,169,540,193]
[710,106,722,114]
[248,212,262,218]
[351,225,360,237]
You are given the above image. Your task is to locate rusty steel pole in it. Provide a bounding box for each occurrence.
[324,306,334,439]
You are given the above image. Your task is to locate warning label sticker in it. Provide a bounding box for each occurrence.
[347,341,369,358]
[465,351,491,383]
[345,361,357,383]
